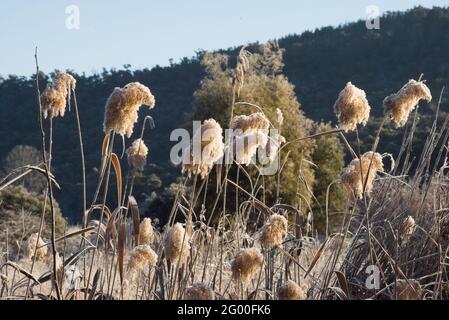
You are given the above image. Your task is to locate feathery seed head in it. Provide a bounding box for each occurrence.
[103,82,155,137]
[231,247,263,287]
[341,151,384,200]
[277,280,305,300]
[182,119,224,179]
[126,138,148,171]
[184,283,215,300]
[23,233,47,261]
[40,71,76,119]
[383,79,432,127]
[127,245,158,274]
[259,214,288,249]
[164,223,190,264]
[334,82,370,132]
[139,218,154,246]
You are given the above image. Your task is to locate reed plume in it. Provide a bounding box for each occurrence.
[276,280,305,300]
[259,214,288,249]
[341,151,384,199]
[182,119,224,179]
[230,112,270,133]
[184,283,215,300]
[40,71,76,119]
[334,82,370,132]
[164,223,190,264]
[23,233,47,261]
[103,82,155,137]
[231,112,270,165]
[231,247,263,287]
[139,218,154,246]
[126,138,148,171]
[127,245,158,273]
[383,79,432,127]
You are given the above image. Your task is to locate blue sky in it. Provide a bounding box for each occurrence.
[0,0,447,76]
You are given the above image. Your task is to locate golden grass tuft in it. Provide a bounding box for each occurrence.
[276,280,306,300]
[126,138,148,171]
[103,82,155,137]
[127,245,158,274]
[184,283,215,300]
[231,247,263,287]
[40,71,76,119]
[341,151,384,199]
[182,119,224,179]
[230,112,270,134]
[334,82,370,132]
[164,223,190,264]
[138,218,154,246]
[23,233,47,261]
[259,214,288,249]
[383,79,432,127]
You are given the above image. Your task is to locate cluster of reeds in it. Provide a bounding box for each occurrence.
[1,48,447,302]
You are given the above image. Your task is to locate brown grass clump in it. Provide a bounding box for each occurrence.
[341,151,384,199]
[231,247,263,287]
[277,280,305,300]
[182,119,224,179]
[139,218,154,246]
[184,283,215,300]
[23,233,47,260]
[127,245,158,274]
[103,82,155,137]
[259,214,288,249]
[334,82,370,132]
[126,138,148,171]
[164,223,190,264]
[40,71,76,119]
[383,79,432,127]
[395,279,422,300]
